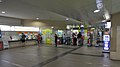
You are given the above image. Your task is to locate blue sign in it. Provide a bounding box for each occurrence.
[0,30,1,38]
[103,35,110,52]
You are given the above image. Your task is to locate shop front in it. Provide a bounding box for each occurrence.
[0,25,39,49]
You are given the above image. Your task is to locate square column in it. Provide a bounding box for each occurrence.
[110,12,120,60]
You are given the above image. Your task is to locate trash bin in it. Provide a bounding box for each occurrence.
[57,39,60,45]
[0,41,3,51]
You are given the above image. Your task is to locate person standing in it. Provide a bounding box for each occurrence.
[63,34,66,44]
[72,33,77,46]
[37,34,41,47]
[54,34,58,47]
[21,33,26,47]
[40,34,42,44]
[77,32,82,46]
[90,32,93,46]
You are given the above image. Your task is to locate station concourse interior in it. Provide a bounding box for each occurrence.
[0,0,120,67]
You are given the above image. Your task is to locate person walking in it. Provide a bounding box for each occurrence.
[54,34,58,47]
[21,33,26,47]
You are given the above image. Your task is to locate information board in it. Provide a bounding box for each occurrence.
[103,35,110,52]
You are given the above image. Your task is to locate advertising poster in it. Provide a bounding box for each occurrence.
[2,32,10,49]
[42,29,52,45]
[57,30,63,37]
[84,30,87,40]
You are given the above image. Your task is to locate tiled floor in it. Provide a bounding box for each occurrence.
[43,54,120,67]
[71,46,103,56]
[0,45,120,67]
[0,45,77,67]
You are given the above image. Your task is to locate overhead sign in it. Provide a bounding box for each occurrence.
[0,25,39,31]
[105,22,111,28]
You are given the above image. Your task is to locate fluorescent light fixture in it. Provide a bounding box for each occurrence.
[66,18,69,20]
[102,20,106,22]
[81,25,84,27]
[51,26,54,29]
[73,25,75,28]
[1,11,5,14]
[0,0,2,2]
[91,28,95,30]
[89,25,91,27]
[36,17,39,20]
[66,26,70,29]
[94,10,100,13]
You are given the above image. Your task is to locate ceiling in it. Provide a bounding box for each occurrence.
[0,0,119,25]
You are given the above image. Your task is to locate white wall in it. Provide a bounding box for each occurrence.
[22,19,67,30]
[0,16,21,26]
